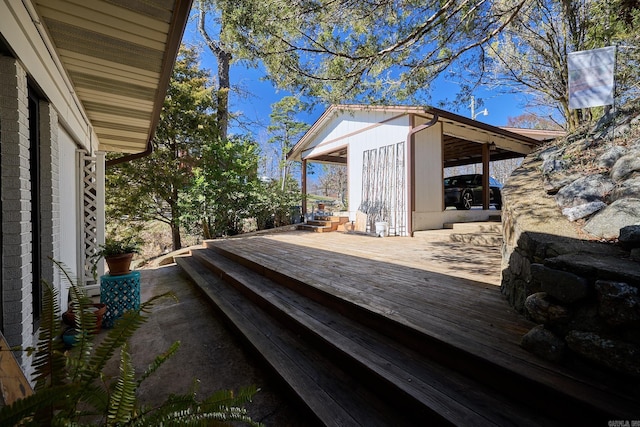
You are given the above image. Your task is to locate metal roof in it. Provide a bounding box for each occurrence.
[288,104,564,167]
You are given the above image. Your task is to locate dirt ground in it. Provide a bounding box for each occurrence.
[125,263,313,426]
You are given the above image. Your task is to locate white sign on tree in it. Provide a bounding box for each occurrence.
[568,46,616,109]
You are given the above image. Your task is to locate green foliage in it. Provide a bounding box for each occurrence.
[214,0,528,103]
[182,134,262,238]
[265,96,310,191]
[106,44,273,248]
[90,236,141,280]
[252,177,301,230]
[106,45,219,251]
[0,260,261,426]
[96,236,142,257]
[484,0,640,131]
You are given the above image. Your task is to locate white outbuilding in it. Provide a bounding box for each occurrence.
[288,105,561,236]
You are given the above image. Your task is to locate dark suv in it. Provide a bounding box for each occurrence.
[444,174,503,210]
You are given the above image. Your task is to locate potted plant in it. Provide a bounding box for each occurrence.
[92,236,141,278]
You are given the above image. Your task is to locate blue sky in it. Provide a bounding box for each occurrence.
[180,17,536,141]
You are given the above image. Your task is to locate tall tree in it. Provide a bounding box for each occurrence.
[197,0,233,139]
[183,135,261,238]
[106,46,217,251]
[319,164,348,208]
[216,0,528,104]
[484,0,640,131]
[506,113,564,130]
[267,96,310,191]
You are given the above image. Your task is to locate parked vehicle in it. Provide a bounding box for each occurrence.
[444,174,503,210]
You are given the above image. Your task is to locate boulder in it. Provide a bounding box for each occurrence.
[554,174,615,209]
[531,263,590,303]
[611,152,640,181]
[521,325,566,362]
[608,175,640,201]
[584,198,640,239]
[597,145,626,168]
[565,330,640,377]
[562,201,606,221]
[595,280,640,327]
[524,292,571,324]
[618,225,640,249]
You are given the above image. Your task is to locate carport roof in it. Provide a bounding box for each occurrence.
[288,104,564,167]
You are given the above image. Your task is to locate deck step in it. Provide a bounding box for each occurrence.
[177,241,639,424]
[449,232,503,246]
[298,216,349,233]
[442,221,502,233]
[176,255,405,426]
[297,224,332,233]
[180,249,549,426]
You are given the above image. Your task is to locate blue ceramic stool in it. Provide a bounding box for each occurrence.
[100,271,140,328]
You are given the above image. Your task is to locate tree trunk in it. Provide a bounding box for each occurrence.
[198,2,231,140]
[171,221,182,251]
[217,52,231,140]
[202,218,212,240]
[170,194,182,250]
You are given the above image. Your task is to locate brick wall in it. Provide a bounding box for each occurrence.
[0,55,35,369]
[0,56,63,379]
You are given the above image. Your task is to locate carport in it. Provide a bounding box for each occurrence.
[289,105,560,235]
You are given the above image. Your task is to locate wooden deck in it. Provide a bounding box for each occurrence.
[177,229,640,425]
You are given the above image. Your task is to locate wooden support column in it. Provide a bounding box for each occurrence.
[482,143,490,210]
[301,159,308,218]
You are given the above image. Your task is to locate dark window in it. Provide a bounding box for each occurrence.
[0,114,3,333]
[29,86,42,327]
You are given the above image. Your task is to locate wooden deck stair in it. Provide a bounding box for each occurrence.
[176,239,639,426]
[298,215,350,233]
[414,221,503,247]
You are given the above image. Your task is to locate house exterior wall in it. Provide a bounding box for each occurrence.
[0,56,36,367]
[0,2,95,375]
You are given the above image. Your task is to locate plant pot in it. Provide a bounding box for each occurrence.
[374,221,389,237]
[105,253,134,276]
[62,328,78,347]
[62,303,107,333]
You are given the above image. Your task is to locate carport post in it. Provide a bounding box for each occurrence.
[302,159,307,218]
[482,142,490,209]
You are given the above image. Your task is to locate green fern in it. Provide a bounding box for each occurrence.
[31,282,65,392]
[107,344,138,425]
[0,259,260,426]
[137,340,181,386]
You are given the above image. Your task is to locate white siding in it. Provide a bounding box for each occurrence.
[413,122,443,213]
[58,128,78,308]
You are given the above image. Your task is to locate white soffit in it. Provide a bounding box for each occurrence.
[34,0,191,153]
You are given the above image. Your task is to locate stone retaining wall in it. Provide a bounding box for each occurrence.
[501,156,640,377]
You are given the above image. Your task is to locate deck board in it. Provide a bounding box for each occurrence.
[203,231,638,412]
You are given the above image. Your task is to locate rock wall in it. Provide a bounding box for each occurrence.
[501,155,640,377]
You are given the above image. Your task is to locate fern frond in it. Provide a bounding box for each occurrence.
[107,344,138,426]
[0,383,79,426]
[32,282,65,391]
[131,388,263,427]
[87,292,176,382]
[201,385,260,411]
[137,340,181,387]
[50,258,98,383]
